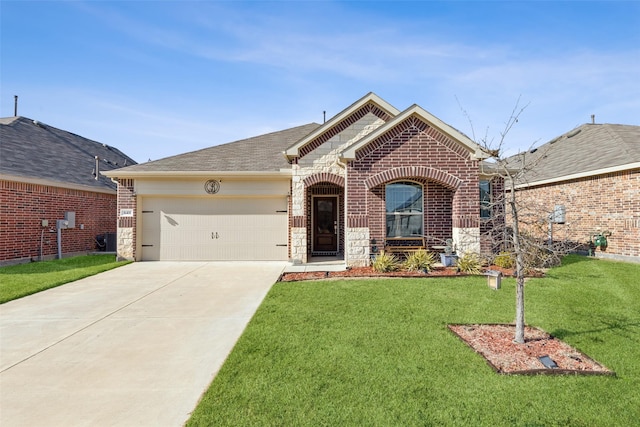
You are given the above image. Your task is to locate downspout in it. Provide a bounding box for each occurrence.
[57,225,62,259]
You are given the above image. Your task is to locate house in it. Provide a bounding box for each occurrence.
[0,116,137,265]
[104,93,501,267]
[512,122,640,263]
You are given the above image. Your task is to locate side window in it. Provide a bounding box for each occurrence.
[480,180,491,218]
[386,181,423,237]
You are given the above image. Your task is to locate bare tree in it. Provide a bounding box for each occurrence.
[461,98,579,344]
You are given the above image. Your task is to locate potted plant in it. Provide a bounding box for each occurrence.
[440,239,458,267]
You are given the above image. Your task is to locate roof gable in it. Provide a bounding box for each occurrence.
[284,92,400,160]
[340,104,485,160]
[514,123,640,187]
[0,116,136,191]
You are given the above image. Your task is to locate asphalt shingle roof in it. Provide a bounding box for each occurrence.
[117,122,321,173]
[513,123,640,185]
[0,116,137,191]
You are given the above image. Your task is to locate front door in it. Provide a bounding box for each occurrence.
[313,197,338,253]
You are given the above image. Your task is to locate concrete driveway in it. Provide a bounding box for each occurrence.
[0,261,286,426]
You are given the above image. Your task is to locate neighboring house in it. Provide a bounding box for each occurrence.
[105,93,500,267]
[512,122,640,262]
[0,116,137,265]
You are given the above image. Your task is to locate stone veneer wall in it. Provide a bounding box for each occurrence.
[0,179,117,264]
[289,112,387,264]
[515,168,640,261]
[115,178,136,260]
[346,227,370,266]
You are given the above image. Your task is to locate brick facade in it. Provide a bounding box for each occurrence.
[515,168,640,261]
[288,103,489,266]
[109,95,497,266]
[0,179,117,264]
[347,117,480,261]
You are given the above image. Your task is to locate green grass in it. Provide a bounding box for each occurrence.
[0,255,130,303]
[188,255,640,426]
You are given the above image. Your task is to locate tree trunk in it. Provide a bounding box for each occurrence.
[509,187,526,344]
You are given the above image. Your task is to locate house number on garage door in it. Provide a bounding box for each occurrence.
[211,232,220,239]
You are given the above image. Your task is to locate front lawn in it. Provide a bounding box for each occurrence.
[0,255,130,303]
[188,255,640,426]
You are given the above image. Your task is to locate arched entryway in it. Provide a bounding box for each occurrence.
[306,182,344,256]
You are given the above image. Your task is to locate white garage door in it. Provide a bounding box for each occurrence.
[140,197,288,261]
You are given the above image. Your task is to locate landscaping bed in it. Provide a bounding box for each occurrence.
[449,323,614,375]
[279,265,517,282]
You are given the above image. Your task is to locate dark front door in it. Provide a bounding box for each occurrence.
[313,197,338,252]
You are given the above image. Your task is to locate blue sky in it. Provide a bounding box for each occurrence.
[2,1,639,163]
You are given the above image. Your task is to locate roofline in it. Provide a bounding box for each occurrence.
[340,104,487,160]
[0,173,116,195]
[514,162,640,189]
[478,161,520,178]
[101,170,292,179]
[284,92,401,159]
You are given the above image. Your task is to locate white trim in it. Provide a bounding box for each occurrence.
[515,162,640,189]
[284,92,400,159]
[340,105,486,160]
[0,174,116,195]
[102,170,292,179]
[385,180,425,239]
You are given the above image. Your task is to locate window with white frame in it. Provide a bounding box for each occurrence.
[385,181,423,237]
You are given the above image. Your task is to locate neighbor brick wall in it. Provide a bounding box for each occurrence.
[347,117,479,252]
[515,168,640,259]
[0,179,117,263]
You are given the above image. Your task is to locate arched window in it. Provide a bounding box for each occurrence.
[385,181,423,238]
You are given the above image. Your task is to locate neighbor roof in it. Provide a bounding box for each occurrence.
[0,116,137,192]
[513,123,640,187]
[106,123,321,177]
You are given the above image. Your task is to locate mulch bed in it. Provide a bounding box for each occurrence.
[449,324,614,375]
[279,265,516,282]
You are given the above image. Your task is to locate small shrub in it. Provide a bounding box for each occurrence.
[404,249,437,272]
[457,252,482,275]
[521,244,562,269]
[493,251,515,269]
[371,251,400,273]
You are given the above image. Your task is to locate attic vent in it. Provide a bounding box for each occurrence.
[549,137,560,144]
[566,129,581,138]
[530,148,538,154]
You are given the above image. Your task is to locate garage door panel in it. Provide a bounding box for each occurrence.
[141,197,288,261]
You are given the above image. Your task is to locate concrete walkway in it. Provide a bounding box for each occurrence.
[0,261,286,427]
